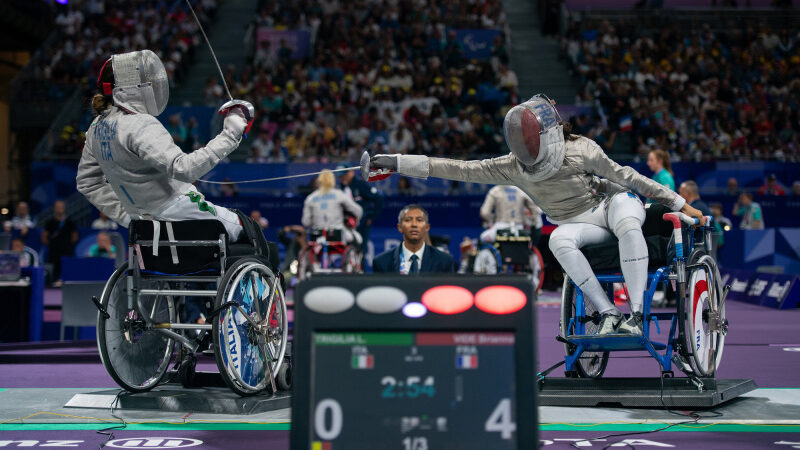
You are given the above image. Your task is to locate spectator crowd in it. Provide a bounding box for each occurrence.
[561,16,800,162]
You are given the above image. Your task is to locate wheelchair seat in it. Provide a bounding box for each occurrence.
[579,204,677,272]
[130,214,279,276]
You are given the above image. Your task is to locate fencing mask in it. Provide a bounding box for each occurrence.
[503,94,566,181]
[100,50,169,116]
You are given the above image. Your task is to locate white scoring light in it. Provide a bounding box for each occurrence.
[356,286,408,314]
[303,287,355,314]
[402,302,427,318]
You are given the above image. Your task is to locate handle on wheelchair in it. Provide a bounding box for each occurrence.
[662,213,686,258]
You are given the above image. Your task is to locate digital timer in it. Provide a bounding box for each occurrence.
[290,274,537,450]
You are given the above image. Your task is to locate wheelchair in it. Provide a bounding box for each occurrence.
[473,226,545,293]
[558,204,728,382]
[296,228,362,281]
[94,215,290,397]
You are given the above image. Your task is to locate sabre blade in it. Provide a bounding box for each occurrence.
[197,166,360,185]
[185,0,232,101]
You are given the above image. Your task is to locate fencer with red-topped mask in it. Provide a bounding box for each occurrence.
[76,50,252,240]
[367,94,706,335]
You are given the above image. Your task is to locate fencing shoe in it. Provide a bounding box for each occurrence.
[617,312,644,335]
[597,312,623,335]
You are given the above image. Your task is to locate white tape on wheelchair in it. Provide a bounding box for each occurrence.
[151,220,160,257]
[165,222,179,265]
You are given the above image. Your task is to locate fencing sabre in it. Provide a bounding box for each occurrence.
[185,0,254,122]
[197,151,390,184]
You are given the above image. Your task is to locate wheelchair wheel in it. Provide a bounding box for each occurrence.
[560,275,609,378]
[344,247,362,273]
[296,248,315,281]
[97,263,177,392]
[213,257,289,396]
[529,246,545,293]
[684,252,726,377]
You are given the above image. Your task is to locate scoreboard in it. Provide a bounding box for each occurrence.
[290,274,537,450]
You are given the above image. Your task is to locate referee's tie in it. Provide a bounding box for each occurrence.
[409,254,419,275]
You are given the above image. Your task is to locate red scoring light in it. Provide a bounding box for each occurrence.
[475,285,527,315]
[421,285,474,315]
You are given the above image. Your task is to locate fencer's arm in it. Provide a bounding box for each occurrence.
[584,140,686,211]
[428,154,520,185]
[341,192,364,222]
[301,198,312,229]
[479,191,496,223]
[130,114,244,183]
[76,142,132,227]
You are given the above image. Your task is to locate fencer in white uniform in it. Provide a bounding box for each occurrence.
[302,171,364,245]
[367,94,706,335]
[76,50,250,240]
[479,185,542,243]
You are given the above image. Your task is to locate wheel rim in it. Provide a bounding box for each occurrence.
[529,248,544,293]
[687,255,724,376]
[100,269,175,390]
[218,263,287,393]
[561,276,607,378]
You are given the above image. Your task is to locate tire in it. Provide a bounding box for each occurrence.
[213,257,289,396]
[97,262,176,392]
[296,247,315,281]
[684,252,726,377]
[529,246,545,293]
[276,359,292,391]
[344,247,362,273]
[560,275,609,378]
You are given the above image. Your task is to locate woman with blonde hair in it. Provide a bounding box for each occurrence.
[302,170,364,244]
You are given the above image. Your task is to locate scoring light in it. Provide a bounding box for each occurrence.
[402,302,427,318]
[421,285,474,315]
[474,285,527,315]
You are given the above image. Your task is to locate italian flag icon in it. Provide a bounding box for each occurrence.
[456,354,478,369]
[351,354,374,369]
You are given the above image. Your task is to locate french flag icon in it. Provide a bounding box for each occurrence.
[456,354,478,369]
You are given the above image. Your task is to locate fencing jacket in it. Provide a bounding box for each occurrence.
[77,104,240,227]
[302,188,363,230]
[410,136,685,223]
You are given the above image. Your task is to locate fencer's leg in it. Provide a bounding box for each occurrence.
[549,223,617,315]
[607,194,647,315]
[214,206,244,241]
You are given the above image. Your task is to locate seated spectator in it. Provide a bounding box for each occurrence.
[678,181,711,216]
[11,238,33,268]
[709,203,732,250]
[3,202,34,237]
[250,210,269,229]
[733,193,765,230]
[41,200,78,285]
[726,178,740,196]
[758,174,787,196]
[89,231,116,259]
[793,181,800,196]
[398,177,416,196]
[372,204,456,274]
[91,212,119,230]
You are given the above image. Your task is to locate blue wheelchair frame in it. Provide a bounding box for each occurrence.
[563,218,714,375]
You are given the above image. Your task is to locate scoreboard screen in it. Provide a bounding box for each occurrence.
[291,274,537,450]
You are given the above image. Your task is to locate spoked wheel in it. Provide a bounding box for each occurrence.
[529,246,545,293]
[343,247,362,273]
[560,276,609,378]
[684,252,726,377]
[213,257,289,396]
[296,247,315,281]
[97,262,177,392]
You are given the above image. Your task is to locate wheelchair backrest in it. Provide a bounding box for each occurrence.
[129,220,227,274]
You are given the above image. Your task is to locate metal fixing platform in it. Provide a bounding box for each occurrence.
[538,377,757,408]
[64,373,291,415]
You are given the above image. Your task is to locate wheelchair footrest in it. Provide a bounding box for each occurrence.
[565,334,667,352]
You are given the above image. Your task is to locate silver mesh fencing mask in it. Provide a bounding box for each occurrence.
[503,94,566,180]
[110,50,169,116]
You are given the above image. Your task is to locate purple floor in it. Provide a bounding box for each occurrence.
[1,300,798,389]
[0,430,796,450]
